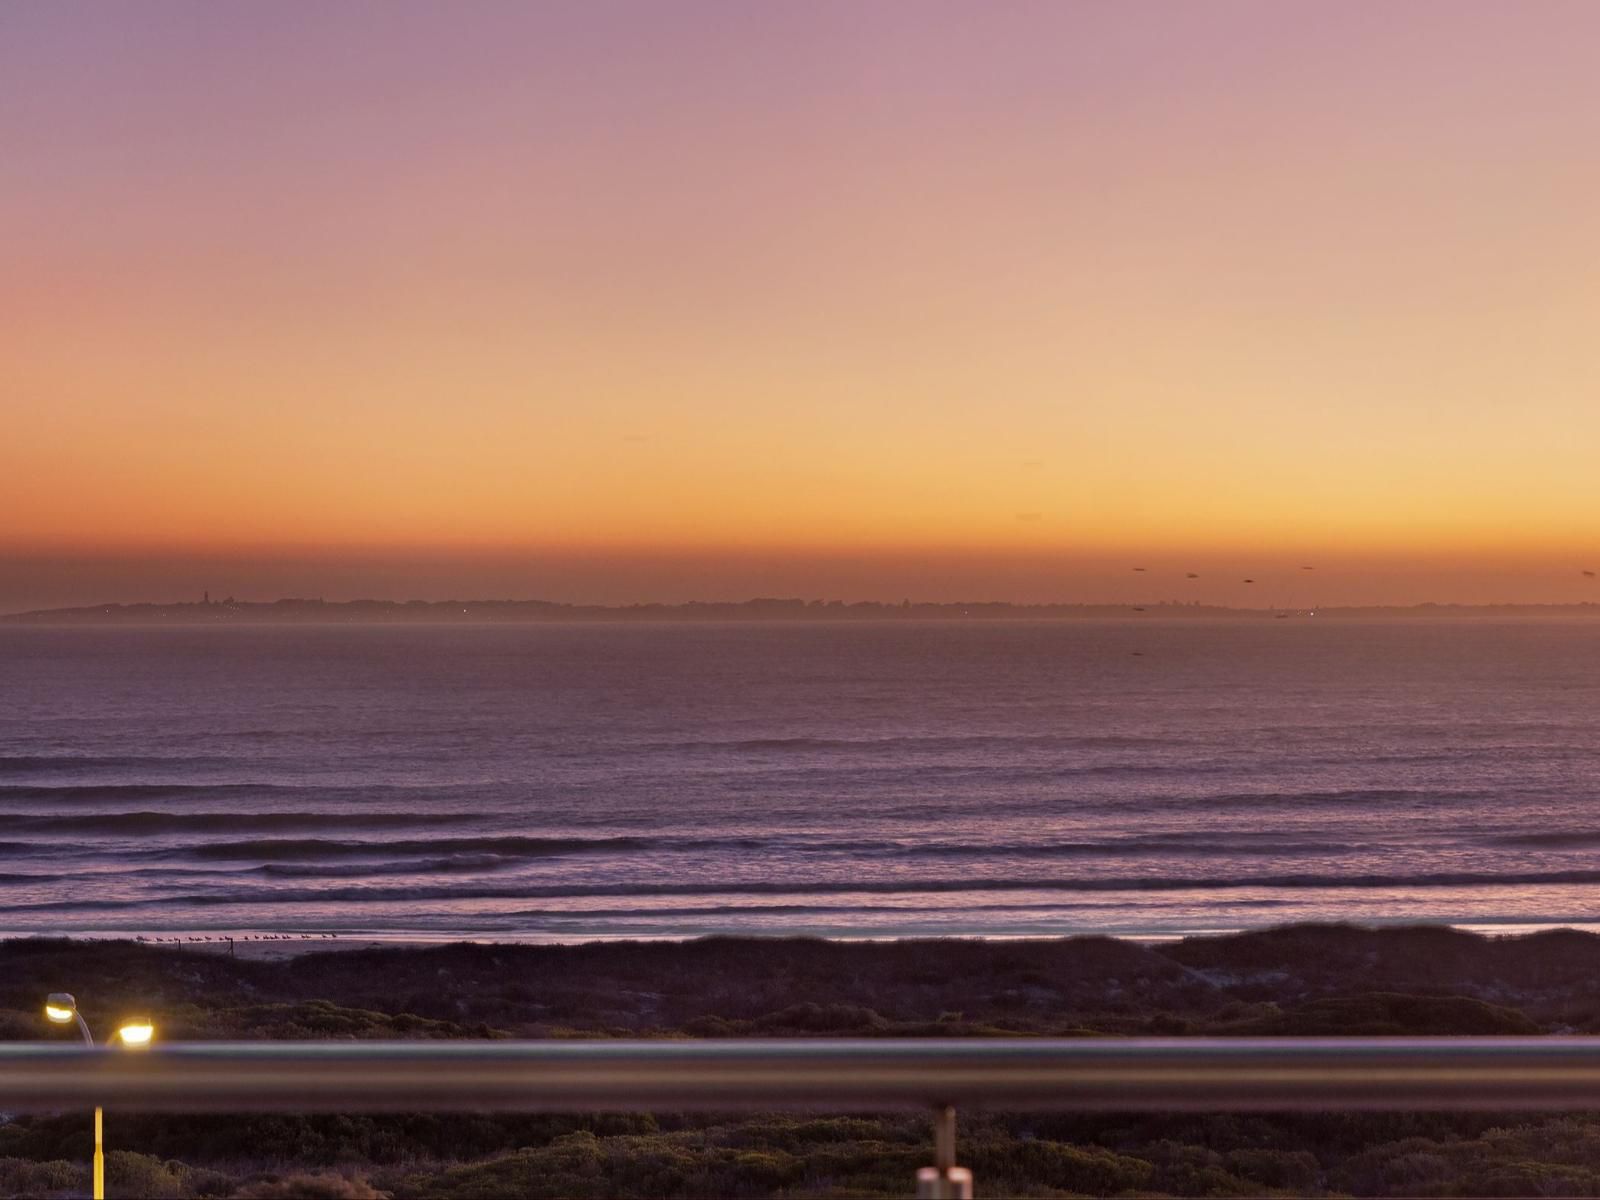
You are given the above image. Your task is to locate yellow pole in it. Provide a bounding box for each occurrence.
[93,1105,103,1200]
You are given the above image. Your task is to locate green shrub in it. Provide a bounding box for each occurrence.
[967,1138,1154,1195]
[104,1151,199,1199]
[0,1156,84,1200]
[233,1174,389,1198]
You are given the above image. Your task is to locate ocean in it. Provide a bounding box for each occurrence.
[2,619,1599,942]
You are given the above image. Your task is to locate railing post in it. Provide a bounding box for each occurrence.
[915,1103,972,1199]
[93,1106,103,1200]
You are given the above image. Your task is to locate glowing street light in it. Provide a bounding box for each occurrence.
[45,992,90,1042]
[116,1019,154,1047]
[44,993,156,1200]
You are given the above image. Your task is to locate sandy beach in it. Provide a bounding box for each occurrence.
[122,934,436,962]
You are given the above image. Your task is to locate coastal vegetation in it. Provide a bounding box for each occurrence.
[5,924,1600,1197]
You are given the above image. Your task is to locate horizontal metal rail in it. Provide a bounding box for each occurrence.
[7,1038,1600,1114]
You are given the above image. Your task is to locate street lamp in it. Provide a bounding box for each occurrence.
[45,993,90,1042]
[44,993,156,1200]
[116,1019,154,1047]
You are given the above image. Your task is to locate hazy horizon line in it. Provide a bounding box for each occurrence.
[9,594,1600,622]
[5,548,1600,614]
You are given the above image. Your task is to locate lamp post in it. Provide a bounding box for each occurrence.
[43,993,154,1200]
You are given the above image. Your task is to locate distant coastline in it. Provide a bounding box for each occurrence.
[6,596,1600,623]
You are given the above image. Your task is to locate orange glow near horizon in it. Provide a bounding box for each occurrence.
[6,2,1600,607]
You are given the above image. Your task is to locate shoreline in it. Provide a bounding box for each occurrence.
[8,921,1600,1036]
[17,916,1600,962]
[7,920,1598,1195]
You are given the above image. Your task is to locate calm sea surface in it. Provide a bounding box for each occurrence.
[3,620,1600,942]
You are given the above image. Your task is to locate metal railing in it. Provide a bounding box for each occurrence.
[10,1038,1600,1198]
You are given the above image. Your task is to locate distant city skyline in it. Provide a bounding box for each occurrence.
[6,2,1600,608]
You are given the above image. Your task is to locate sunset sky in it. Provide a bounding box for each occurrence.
[6,1,1600,610]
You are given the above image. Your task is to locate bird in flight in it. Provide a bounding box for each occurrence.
[1242,578,1255,583]
[1132,567,1147,572]
[1185,572,1200,579]
[1584,570,1596,578]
